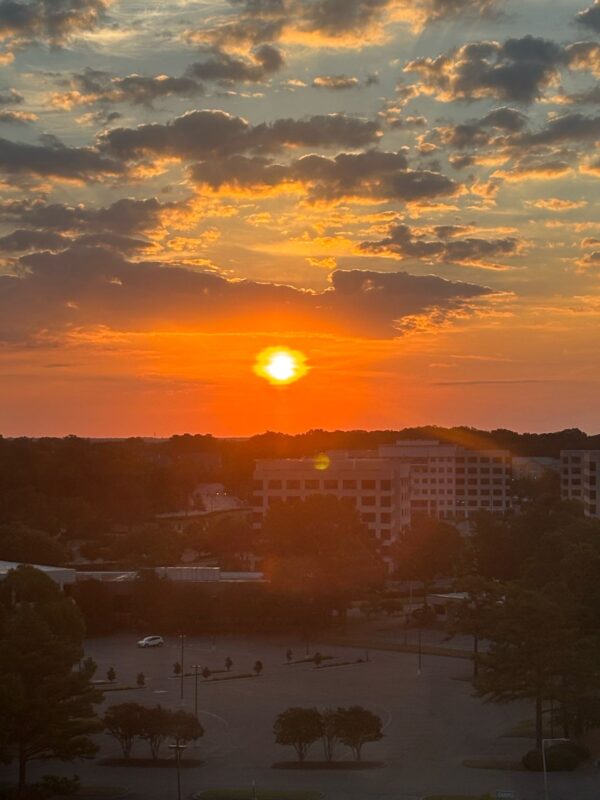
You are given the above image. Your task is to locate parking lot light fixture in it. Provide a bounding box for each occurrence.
[542,737,569,800]
[179,634,186,701]
[193,664,201,719]
[168,743,187,800]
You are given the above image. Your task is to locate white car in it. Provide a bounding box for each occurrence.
[137,635,165,648]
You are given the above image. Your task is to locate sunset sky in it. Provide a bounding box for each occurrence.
[0,0,599,436]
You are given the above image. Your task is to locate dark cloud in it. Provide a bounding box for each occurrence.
[188,44,284,84]
[0,245,493,342]
[56,67,204,108]
[188,149,459,204]
[0,136,123,180]
[0,0,110,47]
[404,36,600,104]
[194,0,504,50]
[0,88,23,105]
[312,75,361,90]
[576,0,600,33]
[0,228,70,251]
[512,113,600,147]
[361,221,521,269]
[100,109,381,161]
[0,195,185,236]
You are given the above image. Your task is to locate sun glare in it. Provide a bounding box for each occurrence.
[254,347,309,386]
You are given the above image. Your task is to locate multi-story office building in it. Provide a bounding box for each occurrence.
[252,440,512,545]
[378,440,512,521]
[561,450,600,518]
[252,453,411,546]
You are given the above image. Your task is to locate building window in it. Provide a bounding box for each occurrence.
[286,480,301,489]
[362,479,376,490]
[362,496,376,506]
[324,479,338,490]
[381,480,392,491]
[268,479,282,489]
[342,479,357,490]
[305,479,319,490]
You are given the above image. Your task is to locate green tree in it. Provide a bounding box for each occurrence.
[261,495,384,616]
[0,566,102,792]
[103,703,145,760]
[336,706,383,761]
[273,707,322,762]
[449,577,503,678]
[393,514,463,605]
[139,706,171,760]
[168,709,204,751]
[474,586,581,750]
[320,708,342,762]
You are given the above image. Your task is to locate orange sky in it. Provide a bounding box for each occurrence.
[0,0,599,436]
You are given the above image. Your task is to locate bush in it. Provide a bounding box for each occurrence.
[522,741,588,772]
[39,775,81,796]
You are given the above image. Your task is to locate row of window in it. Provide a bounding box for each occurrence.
[255,478,393,491]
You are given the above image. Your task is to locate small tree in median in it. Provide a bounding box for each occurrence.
[139,705,171,760]
[136,672,145,687]
[202,667,211,680]
[103,703,145,760]
[254,660,263,676]
[225,657,233,672]
[273,707,322,763]
[320,707,342,761]
[169,709,204,752]
[107,667,116,683]
[173,662,182,676]
[336,706,383,761]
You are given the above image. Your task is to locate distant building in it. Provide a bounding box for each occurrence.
[252,454,410,549]
[512,456,561,480]
[561,450,600,518]
[252,440,512,546]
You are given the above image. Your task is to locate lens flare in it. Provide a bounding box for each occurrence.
[254,346,309,386]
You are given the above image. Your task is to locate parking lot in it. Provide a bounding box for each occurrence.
[3,631,599,800]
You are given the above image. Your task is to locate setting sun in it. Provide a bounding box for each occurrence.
[253,347,310,386]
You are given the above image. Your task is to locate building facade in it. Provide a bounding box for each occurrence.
[252,440,512,545]
[561,450,600,518]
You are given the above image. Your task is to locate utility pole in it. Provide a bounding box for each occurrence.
[179,634,186,701]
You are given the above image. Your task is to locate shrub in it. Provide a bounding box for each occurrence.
[522,741,587,772]
[39,775,81,796]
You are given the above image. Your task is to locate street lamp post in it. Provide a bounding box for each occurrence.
[168,743,187,800]
[179,634,186,702]
[193,664,200,719]
[542,737,569,800]
[417,626,422,675]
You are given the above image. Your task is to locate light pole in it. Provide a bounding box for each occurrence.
[193,664,200,719]
[168,742,187,800]
[542,737,569,800]
[417,626,422,675]
[179,634,186,702]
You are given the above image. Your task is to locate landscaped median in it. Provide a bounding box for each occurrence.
[194,791,323,800]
